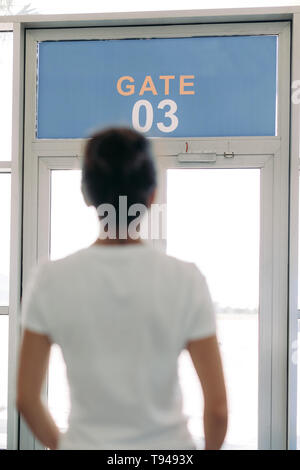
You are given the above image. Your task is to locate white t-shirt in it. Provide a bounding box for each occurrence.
[21,243,216,450]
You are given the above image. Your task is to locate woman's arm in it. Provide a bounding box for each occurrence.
[187,335,228,450]
[17,329,60,450]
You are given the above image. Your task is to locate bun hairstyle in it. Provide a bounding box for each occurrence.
[81,127,157,222]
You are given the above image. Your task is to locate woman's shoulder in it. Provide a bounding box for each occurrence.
[149,248,205,284]
[31,247,92,283]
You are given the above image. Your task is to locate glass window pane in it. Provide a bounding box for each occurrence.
[167,169,260,449]
[0,32,13,161]
[0,315,9,449]
[48,345,70,432]
[48,169,99,430]
[0,174,11,306]
[50,170,99,261]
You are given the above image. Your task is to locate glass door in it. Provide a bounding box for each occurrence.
[30,152,274,450]
[157,153,274,449]
[43,164,99,436]
[168,168,260,449]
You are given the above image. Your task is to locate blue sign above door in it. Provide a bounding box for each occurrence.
[37,35,277,139]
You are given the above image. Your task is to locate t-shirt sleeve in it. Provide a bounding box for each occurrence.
[21,262,52,339]
[183,263,217,343]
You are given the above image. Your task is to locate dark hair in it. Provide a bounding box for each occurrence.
[81,127,157,220]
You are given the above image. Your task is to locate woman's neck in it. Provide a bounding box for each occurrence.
[93,236,142,246]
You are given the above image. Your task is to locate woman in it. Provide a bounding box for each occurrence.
[17,128,227,450]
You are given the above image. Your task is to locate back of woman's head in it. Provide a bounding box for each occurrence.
[81,127,157,215]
